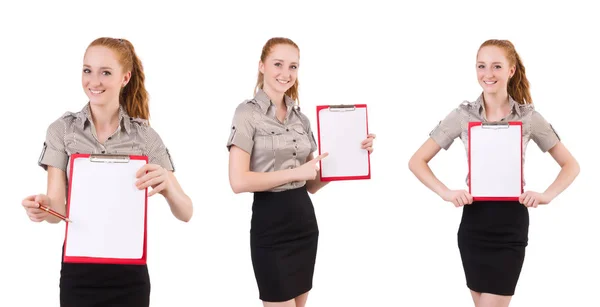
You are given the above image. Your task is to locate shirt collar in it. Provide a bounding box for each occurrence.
[474,93,522,118]
[78,103,131,133]
[254,88,298,114]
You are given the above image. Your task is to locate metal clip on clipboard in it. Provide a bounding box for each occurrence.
[328,104,356,112]
[90,154,131,163]
[481,122,510,129]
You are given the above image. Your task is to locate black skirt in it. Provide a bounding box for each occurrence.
[458,200,529,296]
[59,246,150,307]
[250,186,319,302]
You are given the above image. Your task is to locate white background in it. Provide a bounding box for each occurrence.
[1,1,598,306]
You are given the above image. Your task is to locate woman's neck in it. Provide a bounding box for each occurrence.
[482,91,511,121]
[263,86,285,110]
[90,102,120,131]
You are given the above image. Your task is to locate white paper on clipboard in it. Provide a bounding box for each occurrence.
[469,122,522,199]
[316,105,370,181]
[65,155,147,260]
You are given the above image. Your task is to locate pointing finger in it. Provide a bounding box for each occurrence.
[313,152,329,162]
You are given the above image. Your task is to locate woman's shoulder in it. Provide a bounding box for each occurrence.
[231,98,262,122]
[236,98,260,111]
[517,102,536,116]
[127,115,149,128]
[46,108,83,131]
[295,107,311,122]
[442,98,478,116]
[458,95,484,110]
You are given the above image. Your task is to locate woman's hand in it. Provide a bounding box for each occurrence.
[136,164,170,196]
[361,133,376,153]
[22,194,52,222]
[441,189,473,207]
[295,153,329,181]
[519,191,551,208]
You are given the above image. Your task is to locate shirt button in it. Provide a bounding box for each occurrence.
[286,128,289,132]
[101,150,106,154]
[108,137,112,140]
[293,139,296,142]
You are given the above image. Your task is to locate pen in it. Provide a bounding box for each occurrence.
[38,203,72,223]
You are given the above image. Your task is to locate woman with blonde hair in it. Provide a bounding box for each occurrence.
[409,39,579,306]
[227,37,376,307]
[22,37,193,307]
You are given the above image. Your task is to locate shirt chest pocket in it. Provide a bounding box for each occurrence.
[285,124,312,163]
[288,124,310,148]
[64,133,95,155]
[254,127,286,152]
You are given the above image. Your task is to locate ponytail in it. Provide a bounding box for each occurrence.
[507,51,532,105]
[119,40,150,120]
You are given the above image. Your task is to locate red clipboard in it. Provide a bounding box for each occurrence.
[468,121,523,201]
[316,104,371,181]
[63,154,148,265]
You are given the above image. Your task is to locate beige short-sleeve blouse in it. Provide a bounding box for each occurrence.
[227,89,319,192]
[429,94,560,186]
[38,104,175,182]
